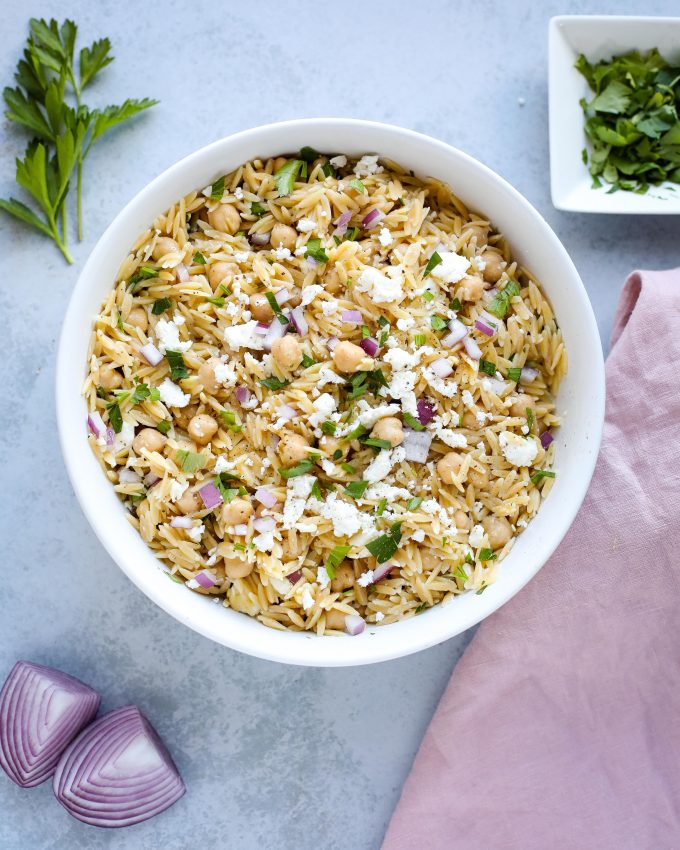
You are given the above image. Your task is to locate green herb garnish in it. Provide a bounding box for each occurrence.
[251,200,266,216]
[430,315,447,331]
[402,411,424,432]
[526,407,534,431]
[415,602,427,614]
[176,449,205,473]
[265,291,289,325]
[449,297,462,311]
[349,177,365,193]
[479,359,496,376]
[506,366,522,383]
[301,353,316,369]
[423,290,435,302]
[165,350,188,381]
[366,522,403,564]
[476,583,489,595]
[205,295,225,307]
[192,251,206,265]
[274,159,304,196]
[406,496,423,511]
[260,376,291,391]
[106,400,123,433]
[321,161,334,177]
[376,497,387,517]
[345,480,369,499]
[478,548,497,562]
[530,469,556,485]
[487,280,520,319]
[127,266,158,292]
[152,298,172,315]
[423,251,442,278]
[452,563,469,583]
[332,449,343,461]
[156,420,170,435]
[210,176,225,200]
[299,145,320,163]
[340,462,356,474]
[131,382,159,404]
[279,459,315,479]
[310,478,322,500]
[325,544,351,579]
[321,420,337,436]
[414,332,427,348]
[305,237,328,263]
[219,409,242,433]
[377,316,389,328]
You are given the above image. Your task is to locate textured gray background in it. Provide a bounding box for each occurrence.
[1,1,679,848]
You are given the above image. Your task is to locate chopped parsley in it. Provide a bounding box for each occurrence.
[366,522,402,563]
[423,251,442,278]
[377,316,390,328]
[321,420,337,436]
[478,548,497,562]
[361,324,371,339]
[279,459,315,479]
[402,411,424,432]
[406,496,423,511]
[131,382,160,404]
[251,201,266,216]
[260,376,290,391]
[192,251,206,265]
[449,297,462,311]
[452,563,469,583]
[205,295,225,307]
[176,450,205,473]
[423,290,435,302]
[507,366,522,383]
[530,469,556,485]
[378,330,389,346]
[414,333,426,348]
[127,265,158,293]
[479,359,496,376]
[106,400,123,433]
[332,449,343,461]
[430,315,447,331]
[152,298,172,315]
[475,583,489,595]
[210,176,225,200]
[376,497,387,517]
[362,437,391,450]
[526,407,534,431]
[156,420,171,435]
[305,238,329,263]
[265,291,289,325]
[166,350,189,381]
[325,544,351,580]
[301,353,316,368]
[415,602,427,614]
[299,145,320,163]
[487,280,520,319]
[215,473,239,502]
[345,480,369,499]
[341,462,356,474]
[321,161,335,178]
[349,177,366,194]
[310,478,322,500]
[345,369,388,400]
[344,226,360,241]
[219,409,242,433]
[274,159,304,196]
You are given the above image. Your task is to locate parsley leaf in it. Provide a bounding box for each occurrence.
[305,237,329,263]
[251,200,266,216]
[165,350,188,381]
[260,376,290,391]
[176,449,205,473]
[423,251,442,278]
[362,437,392,450]
[192,251,206,264]
[265,291,289,325]
[349,177,366,194]
[366,522,403,564]
[274,159,304,196]
[321,420,337,435]
[449,297,462,311]
[279,459,315,479]
[402,411,424,432]
[487,280,520,319]
[325,544,351,579]
[345,480,369,499]
[210,176,225,200]
[530,469,556,485]
[479,359,496,376]
[526,407,534,431]
[430,315,447,331]
[106,400,123,433]
[219,409,242,432]
[478,548,497,562]
[406,496,423,511]
[376,497,387,517]
[506,366,522,383]
[301,353,316,368]
[152,298,172,315]
[156,420,171,435]
[299,145,320,163]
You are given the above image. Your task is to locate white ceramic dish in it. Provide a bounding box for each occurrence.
[549,15,680,214]
[56,118,604,667]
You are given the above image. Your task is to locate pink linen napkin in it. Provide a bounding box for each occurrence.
[383,268,680,850]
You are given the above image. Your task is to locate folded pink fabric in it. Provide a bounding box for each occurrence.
[383,268,680,850]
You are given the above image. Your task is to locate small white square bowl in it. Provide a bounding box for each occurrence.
[549,15,680,214]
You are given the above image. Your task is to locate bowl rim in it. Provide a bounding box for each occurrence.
[56,117,605,666]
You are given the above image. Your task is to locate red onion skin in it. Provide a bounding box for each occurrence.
[416,399,436,426]
[198,482,223,510]
[235,387,251,405]
[193,571,216,589]
[360,337,379,357]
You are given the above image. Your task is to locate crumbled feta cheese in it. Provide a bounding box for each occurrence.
[301,585,314,611]
[422,367,458,398]
[170,479,188,501]
[223,320,265,351]
[158,378,190,408]
[357,570,374,587]
[253,531,275,552]
[320,459,337,475]
[354,401,401,430]
[364,446,405,484]
[298,522,316,533]
[214,361,237,386]
[476,410,492,424]
[172,312,185,326]
[354,154,383,178]
[321,299,339,316]
[214,456,235,473]
[375,611,385,622]
[378,227,393,247]
[356,267,404,304]
[316,566,330,589]
[384,348,419,371]
[317,366,345,387]
[282,474,315,530]
[295,246,307,256]
[300,284,323,307]
[433,428,467,448]
[396,316,415,331]
[411,528,426,542]
[155,318,192,353]
[462,390,475,408]
[364,482,412,501]
[113,420,135,452]
[468,524,486,548]
[234,186,244,199]
[330,154,347,168]
[297,218,316,233]
[317,493,374,537]
[384,370,418,415]
[233,251,250,263]
[309,393,337,428]
[187,522,205,542]
[430,250,471,284]
[499,431,539,467]
[274,244,292,261]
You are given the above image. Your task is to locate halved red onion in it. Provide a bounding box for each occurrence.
[402,429,433,463]
[326,336,339,351]
[344,615,365,636]
[175,264,189,283]
[235,386,251,405]
[170,516,193,529]
[360,337,379,357]
[253,516,276,533]
[334,210,352,237]
[286,570,302,584]
[474,319,495,337]
[430,358,453,379]
[144,472,161,488]
[361,208,383,229]
[276,404,298,421]
[105,428,115,447]
[192,570,217,588]
[233,523,248,536]
[254,321,270,335]
[52,705,185,828]
[442,318,468,348]
[289,306,308,336]
[118,468,142,484]
[341,309,363,324]
[540,431,554,449]
[463,336,482,360]
[416,398,436,425]
[371,563,394,583]
[87,411,106,438]
[274,289,290,306]
[520,366,539,384]
[139,343,163,367]
[250,231,270,246]
[0,661,100,788]
[198,482,223,510]
[254,488,277,508]
[263,318,288,351]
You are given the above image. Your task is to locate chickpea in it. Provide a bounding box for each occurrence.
[198,358,222,394]
[270,222,297,252]
[320,435,343,457]
[217,543,254,579]
[271,335,302,371]
[323,267,341,294]
[325,608,348,631]
[483,515,513,550]
[454,509,471,530]
[459,275,485,302]
[481,250,504,283]
[132,428,166,454]
[468,465,489,488]
[330,562,355,593]
[176,488,202,515]
[420,550,441,571]
[250,293,275,322]
[98,364,123,390]
[278,433,311,467]
[333,340,372,373]
[173,403,198,431]
[207,203,241,234]
[152,236,179,261]
[437,451,463,485]
[462,411,480,430]
[273,156,288,172]
[221,498,253,527]
[127,306,148,331]
[188,414,218,445]
[510,393,536,420]
[464,223,489,246]
[208,261,239,289]
[286,288,302,308]
[371,417,404,447]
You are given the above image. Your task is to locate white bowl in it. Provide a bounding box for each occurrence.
[549,15,680,214]
[56,119,604,667]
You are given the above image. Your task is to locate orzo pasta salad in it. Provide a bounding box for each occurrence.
[85,150,565,636]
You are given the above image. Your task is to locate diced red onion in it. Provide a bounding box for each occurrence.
[520,367,539,384]
[250,231,270,246]
[235,386,251,405]
[540,431,554,449]
[170,516,193,529]
[253,516,276,533]
[360,337,379,357]
[463,336,482,360]
[344,614,365,636]
[118,468,142,484]
[255,321,270,335]
[52,705,185,828]
[0,661,100,788]
[430,358,453,379]
[198,482,223,510]
[289,306,308,336]
[326,336,339,351]
[144,472,161,487]
[442,318,468,348]
[371,563,394,583]
[87,411,105,438]
[361,208,383,229]
[254,487,277,508]
[416,398,436,425]
[306,257,318,268]
[474,319,495,337]
[175,263,189,282]
[193,570,217,588]
[276,403,298,421]
[286,570,302,584]
[402,429,433,463]
[480,310,499,327]
[233,523,248,536]
[139,342,163,366]
[263,318,288,351]
[105,428,115,447]
[342,309,363,324]
[334,210,352,237]
[274,289,290,306]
